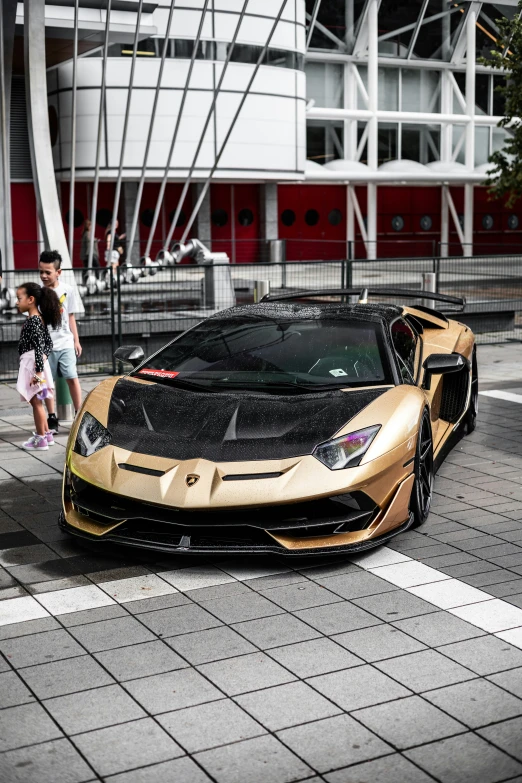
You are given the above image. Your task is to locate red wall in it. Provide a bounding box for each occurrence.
[210,183,260,263]
[11,184,39,269]
[278,184,348,260]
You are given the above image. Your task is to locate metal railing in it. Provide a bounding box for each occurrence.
[2,253,522,381]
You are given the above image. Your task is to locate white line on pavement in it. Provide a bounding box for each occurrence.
[480,390,522,404]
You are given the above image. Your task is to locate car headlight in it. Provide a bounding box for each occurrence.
[74,412,111,457]
[313,425,381,470]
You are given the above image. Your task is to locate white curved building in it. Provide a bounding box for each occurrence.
[0,0,519,269]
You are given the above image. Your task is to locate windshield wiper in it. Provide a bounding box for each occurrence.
[207,380,350,394]
[134,374,216,392]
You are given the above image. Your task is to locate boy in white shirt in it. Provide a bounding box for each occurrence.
[39,250,83,432]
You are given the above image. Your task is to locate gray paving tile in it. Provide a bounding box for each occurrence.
[391,611,485,647]
[244,572,308,591]
[68,616,156,653]
[479,716,522,762]
[277,713,392,774]
[488,667,522,699]
[353,694,466,749]
[439,635,522,675]
[44,684,146,734]
[231,613,321,649]
[184,581,251,604]
[94,640,188,681]
[0,670,35,708]
[59,604,128,627]
[294,602,380,635]
[123,592,191,614]
[158,699,266,753]
[424,679,522,728]
[196,591,284,624]
[376,649,476,691]
[0,737,94,783]
[324,754,434,783]
[405,732,522,783]
[195,734,312,783]
[74,718,184,778]
[0,702,62,751]
[123,667,223,713]
[198,652,296,696]
[255,581,343,611]
[104,756,213,783]
[237,680,341,731]
[166,625,257,665]
[138,604,222,637]
[332,624,427,662]
[268,637,363,678]
[351,590,438,621]
[0,629,85,668]
[312,573,400,602]
[307,664,411,712]
[19,654,114,699]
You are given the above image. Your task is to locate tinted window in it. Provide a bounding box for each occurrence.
[391,319,417,383]
[136,318,393,391]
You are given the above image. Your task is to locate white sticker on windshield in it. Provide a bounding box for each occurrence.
[330,369,348,377]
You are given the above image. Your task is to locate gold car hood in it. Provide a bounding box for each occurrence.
[104,378,388,463]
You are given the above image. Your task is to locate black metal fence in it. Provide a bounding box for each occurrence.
[2,254,522,381]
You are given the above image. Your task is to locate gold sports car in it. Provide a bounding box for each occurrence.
[60,288,477,556]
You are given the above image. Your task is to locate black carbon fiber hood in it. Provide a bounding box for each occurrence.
[106,379,387,462]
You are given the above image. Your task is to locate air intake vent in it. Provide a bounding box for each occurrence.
[10,76,32,180]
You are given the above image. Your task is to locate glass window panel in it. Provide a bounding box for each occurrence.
[357,65,368,110]
[475,74,490,115]
[412,0,467,61]
[378,123,398,164]
[492,127,512,154]
[452,125,466,165]
[478,4,516,61]
[475,127,490,166]
[402,70,441,113]
[305,63,344,108]
[306,0,367,53]
[378,68,399,111]
[357,122,368,163]
[453,72,466,115]
[378,0,425,57]
[307,121,344,162]
[402,124,440,163]
[493,75,507,116]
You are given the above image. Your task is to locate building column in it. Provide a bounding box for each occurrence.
[464,7,476,256]
[193,182,211,247]
[259,183,278,241]
[122,182,140,263]
[366,0,378,260]
[24,0,71,267]
[0,0,17,273]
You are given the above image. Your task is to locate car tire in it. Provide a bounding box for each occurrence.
[464,347,478,434]
[410,408,434,528]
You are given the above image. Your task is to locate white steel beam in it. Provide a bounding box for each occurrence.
[366,0,378,260]
[464,6,476,253]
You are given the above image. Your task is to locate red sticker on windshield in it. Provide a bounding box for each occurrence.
[138,368,180,379]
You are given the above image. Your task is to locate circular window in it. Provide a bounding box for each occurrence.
[140,209,154,228]
[48,106,58,147]
[238,208,254,227]
[281,209,296,227]
[328,209,342,226]
[482,214,494,230]
[305,209,319,227]
[65,208,84,228]
[508,214,519,230]
[420,215,432,231]
[391,215,404,232]
[168,209,186,227]
[96,208,112,228]
[211,209,228,227]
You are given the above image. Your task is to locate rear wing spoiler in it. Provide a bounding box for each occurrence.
[261,288,465,312]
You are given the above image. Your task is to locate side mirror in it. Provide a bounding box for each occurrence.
[422,352,469,390]
[113,345,145,368]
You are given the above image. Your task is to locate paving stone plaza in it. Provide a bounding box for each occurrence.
[0,344,521,783]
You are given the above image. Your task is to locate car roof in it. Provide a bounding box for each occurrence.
[212,302,403,326]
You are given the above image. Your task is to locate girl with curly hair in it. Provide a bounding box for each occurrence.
[15,283,61,451]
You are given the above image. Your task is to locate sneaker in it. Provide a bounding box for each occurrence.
[23,434,49,451]
[45,430,55,446]
[47,413,59,434]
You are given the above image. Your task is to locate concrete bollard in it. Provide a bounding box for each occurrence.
[422,272,437,310]
[56,376,74,422]
[254,280,270,303]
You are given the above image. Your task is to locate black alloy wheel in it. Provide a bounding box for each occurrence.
[465,347,478,434]
[410,409,434,528]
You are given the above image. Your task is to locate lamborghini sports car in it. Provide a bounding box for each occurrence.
[60,288,478,556]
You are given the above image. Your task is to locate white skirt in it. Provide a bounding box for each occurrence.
[16,350,55,403]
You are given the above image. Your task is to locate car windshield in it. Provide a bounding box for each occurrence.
[133,317,393,391]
